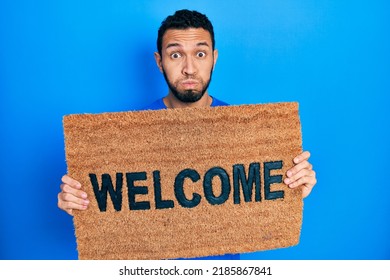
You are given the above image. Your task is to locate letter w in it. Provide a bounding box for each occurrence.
[89,173,123,212]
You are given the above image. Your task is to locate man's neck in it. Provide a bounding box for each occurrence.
[163,92,212,109]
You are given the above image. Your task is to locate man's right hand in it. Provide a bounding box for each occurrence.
[58,175,89,216]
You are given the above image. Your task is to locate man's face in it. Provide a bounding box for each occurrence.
[155,28,218,103]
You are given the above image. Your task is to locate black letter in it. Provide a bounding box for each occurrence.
[233,163,261,204]
[203,167,230,205]
[89,173,123,212]
[174,169,201,208]
[153,170,174,209]
[264,161,285,200]
[126,172,151,210]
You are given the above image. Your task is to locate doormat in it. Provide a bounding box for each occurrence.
[63,102,303,260]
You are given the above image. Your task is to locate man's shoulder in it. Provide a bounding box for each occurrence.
[211,96,229,107]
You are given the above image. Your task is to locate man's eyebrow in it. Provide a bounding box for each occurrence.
[165,41,211,49]
[197,41,210,47]
[166,43,181,49]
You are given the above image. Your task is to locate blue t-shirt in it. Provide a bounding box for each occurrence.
[143,95,229,110]
[142,96,240,260]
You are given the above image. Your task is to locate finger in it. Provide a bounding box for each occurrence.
[286,160,312,178]
[58,199,88,215]
[60,183,88,199]
[65,201,89,211]
[59,191,89,207]
[58,192,89,209]
[293,151,311,164]
[285,170,317,189]
[284,168,312,187]
[61,175,82,189]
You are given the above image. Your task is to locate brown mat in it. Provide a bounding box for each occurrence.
[63,102,303,260]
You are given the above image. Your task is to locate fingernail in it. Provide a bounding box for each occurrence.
[284,178,290,184]
[81,193,87,199]
[287,171,292,177]
[294,157,299,164]
[83,200,90,205]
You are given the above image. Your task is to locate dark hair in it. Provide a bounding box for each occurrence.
[157,9,215,55]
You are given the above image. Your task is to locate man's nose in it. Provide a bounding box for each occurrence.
[182,56,197,75]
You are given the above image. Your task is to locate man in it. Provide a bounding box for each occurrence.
[58,9,317,259]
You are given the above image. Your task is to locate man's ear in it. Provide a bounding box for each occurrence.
[213,49,218,70]
[154,52,163,73]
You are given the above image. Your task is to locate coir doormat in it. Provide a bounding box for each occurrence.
[63,102,303,260]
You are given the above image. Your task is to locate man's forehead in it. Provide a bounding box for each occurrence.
[162,28,212,48]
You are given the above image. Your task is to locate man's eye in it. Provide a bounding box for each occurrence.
[171,53,181,59]
[197,52,206,58]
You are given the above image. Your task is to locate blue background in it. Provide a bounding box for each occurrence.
[1,0,389,260]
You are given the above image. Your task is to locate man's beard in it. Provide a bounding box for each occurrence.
[162,68,213,103]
